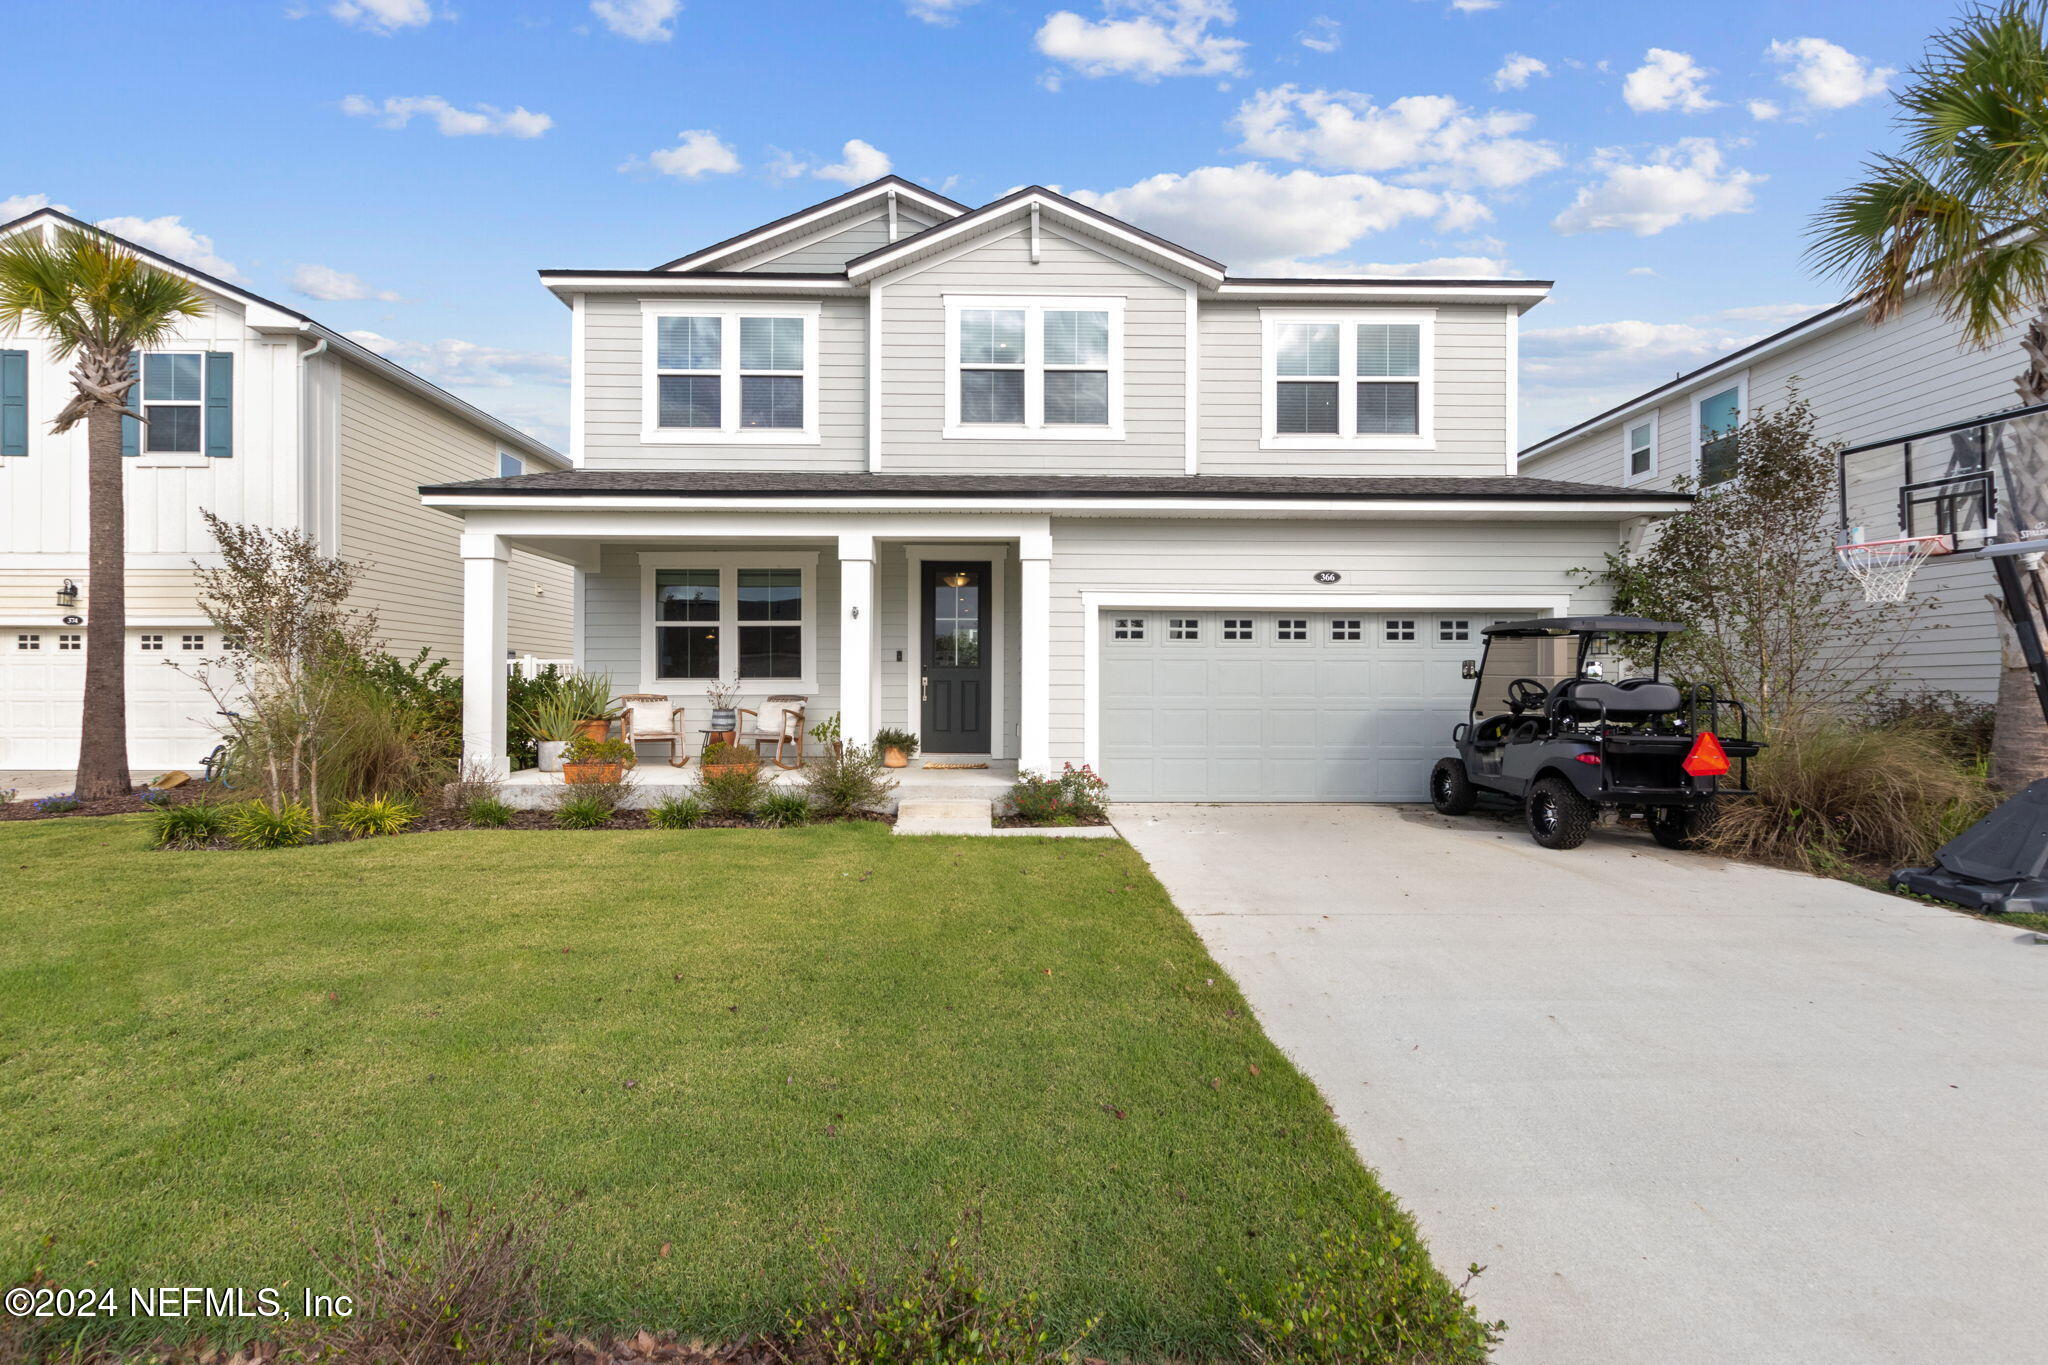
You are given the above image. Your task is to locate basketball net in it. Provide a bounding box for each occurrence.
[1834,534,1953,604]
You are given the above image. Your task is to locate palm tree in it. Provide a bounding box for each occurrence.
[0,227,205,799]
[1808,0,2048,789]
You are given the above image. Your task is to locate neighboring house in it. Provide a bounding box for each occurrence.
[423,176,1685,802]
[0,209,573,770]
[1519,284,2048,705]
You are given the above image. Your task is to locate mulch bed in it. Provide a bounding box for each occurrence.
[0,783,211,822]
[994,812,1111,828]
[411,809,893,833]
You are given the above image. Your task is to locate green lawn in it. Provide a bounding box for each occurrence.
[1,817,1461,1356]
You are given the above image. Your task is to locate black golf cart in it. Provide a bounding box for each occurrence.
[1428,615,1759,850]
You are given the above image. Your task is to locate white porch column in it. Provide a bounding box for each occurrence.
[1018,526,1052,774]
[838,532,877,748]
[461,532,510,778]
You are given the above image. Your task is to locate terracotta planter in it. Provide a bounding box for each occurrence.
[575,719,611,744]
[882,747,909,768]
[563,761,624,785]
[702,761,759,780]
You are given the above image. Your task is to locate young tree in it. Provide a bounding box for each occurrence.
[1807,0,2048,785]
[1594,398,1926,732]
[0,227,205,798]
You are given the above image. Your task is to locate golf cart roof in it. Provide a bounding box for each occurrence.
[1482,615,1686,637]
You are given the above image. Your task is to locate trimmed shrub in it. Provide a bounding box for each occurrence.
[758,791,813,828]
[149,801,229,849]
[332,795,422,839]
[1007,764,1110,826]
[464,796,515,829]
[649,794,707,829]
[802,742,897,816]
[697,762,769,818]
[228,800,320,849]
[550,789,617,830]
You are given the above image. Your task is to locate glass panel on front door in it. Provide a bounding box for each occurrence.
[932,572,982,668]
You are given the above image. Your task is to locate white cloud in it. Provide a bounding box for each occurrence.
[327,0,435,33]
[1448,0,1501,12]
[0,193,70,220]
[906,0,978,22]
[340,95,554,138]
[1622,48,1717,113]
[1068,162,1473,272]
[1298,16,1339,52]
[1035,1,1246,81]
[1747,99,1782,121]
[1767,37,1894,110]
[627,130,742,180]
[1627,265,1658,277]
[94,215,245,282]
[1492,53,1547,90]
[590,0,680,42]
[344,331,569,388]
[810,139,893,186]
[1551,138,1760,236]
[1233,85,1562,190]
[290,264,400,302]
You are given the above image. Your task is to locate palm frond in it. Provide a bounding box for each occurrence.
[0,226,206,361]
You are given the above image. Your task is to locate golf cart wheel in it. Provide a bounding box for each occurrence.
[1526,775,1594,850]
[1649,800,1717,850]
[1430,757,1479,815]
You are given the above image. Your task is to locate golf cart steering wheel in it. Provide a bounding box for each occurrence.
[1506,678,1550,713]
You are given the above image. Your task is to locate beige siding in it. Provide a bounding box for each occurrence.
[0,568,208,622]
[733,210,937,273]
[581,294,869,471]
[1199,302,1514,478]
[335,363,572,664]
[878,224,1190,476]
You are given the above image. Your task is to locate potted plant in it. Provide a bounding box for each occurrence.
[516,693,585,773]
[808,711,844,759]
[562,734,635,785]
[873,726,919,769]
[556,670,619,744]
[700,741,760,778]
[705,682,740,736]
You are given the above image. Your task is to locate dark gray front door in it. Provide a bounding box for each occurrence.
[921,561,991,753]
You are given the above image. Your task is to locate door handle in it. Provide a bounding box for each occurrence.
[921,675,929,701]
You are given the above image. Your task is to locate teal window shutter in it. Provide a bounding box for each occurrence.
[0,350,26,456]
[121,352,140,456]
[204,352,233,457]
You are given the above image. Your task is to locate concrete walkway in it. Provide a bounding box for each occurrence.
[1118,803,2048,1365]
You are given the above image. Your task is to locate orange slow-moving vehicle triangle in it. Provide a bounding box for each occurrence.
[1682,730,1731,777]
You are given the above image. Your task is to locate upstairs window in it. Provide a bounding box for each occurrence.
[1624,414,1657,482]
[499,452,524,478]
[1694,381,1743,486]
[1263,311,1433,449]
[643,304,819,443]
[125,351,232,458]
[944,296,1123,439]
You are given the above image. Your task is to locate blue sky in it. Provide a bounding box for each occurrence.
[1,0,1952,451]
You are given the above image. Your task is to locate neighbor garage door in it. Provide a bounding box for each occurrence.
[1100,609,1506,801]
[0,628,224,769]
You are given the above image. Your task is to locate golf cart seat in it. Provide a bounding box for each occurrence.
[1557,679,1683,720]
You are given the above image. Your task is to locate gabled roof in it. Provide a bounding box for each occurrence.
[0,207,565,468]
[655,176,969,273]
[844,184,1227,286]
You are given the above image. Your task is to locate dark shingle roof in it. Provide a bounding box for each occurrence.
[420,469,1688,501]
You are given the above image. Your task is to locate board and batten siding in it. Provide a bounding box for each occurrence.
[732,210,938,274]
[335,363,571,663]
[1519,287,2018,701]
[1198,301,1515,478]
[877,224,1189,476]
[1042,516,1614,761]
[579,294,869,472]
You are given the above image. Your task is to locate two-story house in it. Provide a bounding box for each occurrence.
[1,208,574,771]
[424,176,1685,802]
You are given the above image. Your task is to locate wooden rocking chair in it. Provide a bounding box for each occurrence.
[738,696,807,769]
[619,694,689,767]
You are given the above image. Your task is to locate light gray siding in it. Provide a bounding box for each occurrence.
[1199,301,1515,478]
[580,294,869,471]
[1519,288,2018,701]
[877,223,1190,476]
[734,210,937,273]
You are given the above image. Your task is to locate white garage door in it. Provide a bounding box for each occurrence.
[1100,609,1505,802]
[1,628,226,770]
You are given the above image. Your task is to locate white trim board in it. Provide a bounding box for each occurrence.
[903,543,1009,760]
[1077,591,1571,771]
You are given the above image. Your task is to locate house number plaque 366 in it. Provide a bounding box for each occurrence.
[1313,570,1341,584]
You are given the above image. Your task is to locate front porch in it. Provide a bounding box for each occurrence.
[499,757,1018,811]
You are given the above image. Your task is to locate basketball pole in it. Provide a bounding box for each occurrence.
[1982,541,2048,729]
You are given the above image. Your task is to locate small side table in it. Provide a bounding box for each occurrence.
[700,728,736,751]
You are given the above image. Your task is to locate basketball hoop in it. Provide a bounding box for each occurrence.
[1835,534,1953,603]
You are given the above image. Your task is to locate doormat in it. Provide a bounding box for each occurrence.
[922,762,989,770]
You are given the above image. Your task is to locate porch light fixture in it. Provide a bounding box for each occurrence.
[56,579,79,609]
[939,570,973,588]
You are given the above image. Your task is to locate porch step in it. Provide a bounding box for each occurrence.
[893,797,995,835]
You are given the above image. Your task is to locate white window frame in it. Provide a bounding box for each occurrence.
[1260,308,1435,452]
[499,452,524,478]
[1622,410,1659,485]
[1690,372,1747,486]
[637,551,819,693]
[639,300,822,445]
[942,294,1126,441]
[136,350,208,465]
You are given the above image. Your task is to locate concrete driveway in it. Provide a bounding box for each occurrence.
[1119,803,2048,1365]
